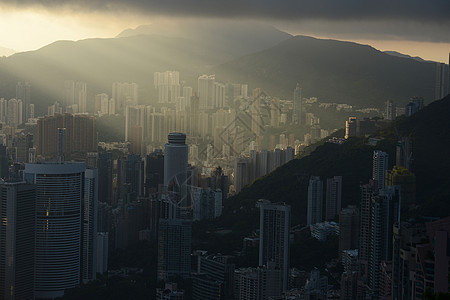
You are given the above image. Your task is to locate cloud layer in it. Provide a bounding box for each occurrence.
[3,0,450,23]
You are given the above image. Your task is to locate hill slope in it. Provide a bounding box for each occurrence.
[215,35,436,107]
[215,95,450,242]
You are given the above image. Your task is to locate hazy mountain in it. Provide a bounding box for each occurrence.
[384,50,427,62]
[0,22,291,113]
[0,29,437,113]
[215,36,436,107]
[0,46,15,57]
[116,20,292,58]
[0,34,233,113]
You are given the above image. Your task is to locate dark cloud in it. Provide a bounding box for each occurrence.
[4,0,450,23]
[278,19,450,43]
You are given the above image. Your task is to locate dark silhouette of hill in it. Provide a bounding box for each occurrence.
[215,35,436,107]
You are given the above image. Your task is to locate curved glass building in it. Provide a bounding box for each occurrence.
[24,162,85,299]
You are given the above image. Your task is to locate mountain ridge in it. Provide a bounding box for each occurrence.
[215,35,436,107]
[0,27,438,113]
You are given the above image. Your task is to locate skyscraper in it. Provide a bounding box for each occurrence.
[154,71,180,104]
[258,200,291,292]
[0,181,36,300]
[384,100,396,121]
[292,83,302,125]
[164,133,188,208]
[97,151,113,204]
[307,176,323,226]
[16,81,31,121]
[36,113,97,160]
[357,180,378,292]
[112,82,139,114]
[435,62,449,100]
[157,218,192,281]
[24,162,86,299]
[82,168,98,283]
[368,186,400,294]
[251,88,262,137]
[198,74,215,109]
[325,176,343,220]
[339,206,359,257]
[372,150,388,190]
[75,81,87,113]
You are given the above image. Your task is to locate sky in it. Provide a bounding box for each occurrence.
[0,1,449,62]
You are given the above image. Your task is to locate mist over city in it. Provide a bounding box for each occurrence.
[0,1,449,299]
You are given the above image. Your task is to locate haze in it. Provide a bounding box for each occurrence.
[0,1,449,62]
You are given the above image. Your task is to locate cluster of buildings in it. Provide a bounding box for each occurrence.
[0,82,34,129]
[0,162,101,299]
[331,142,450,300]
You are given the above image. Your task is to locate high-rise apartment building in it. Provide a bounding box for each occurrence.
[251,88,262,137]
[197,255,235,297]
[372,150,388,190]
[270,98,280,128]
[16,81,31,121]
[7,98,22,127]
[182,86,193,106]
[24,162,87,299]
[435,62,449,100]
[154,71,180,104]
[325,176,342,220]
[384,100,396,121]
[214,82,226,108]
[97,152,113,204]
[198,75,215,109]
[112,82,138,114]
[36,113,97,160]
[368,186,400,295]
[357,180,378,295]
[157,218,192,281]
[82,168,98,283]
[307,176,323,226]
[391,221,426,300]
[75,81,87,113]
[63,80,87,113]
[234,265,282,300]
[339,206,359,257]
[258,200,290,293]
[292,83,302,125]
[0,181,36,300]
